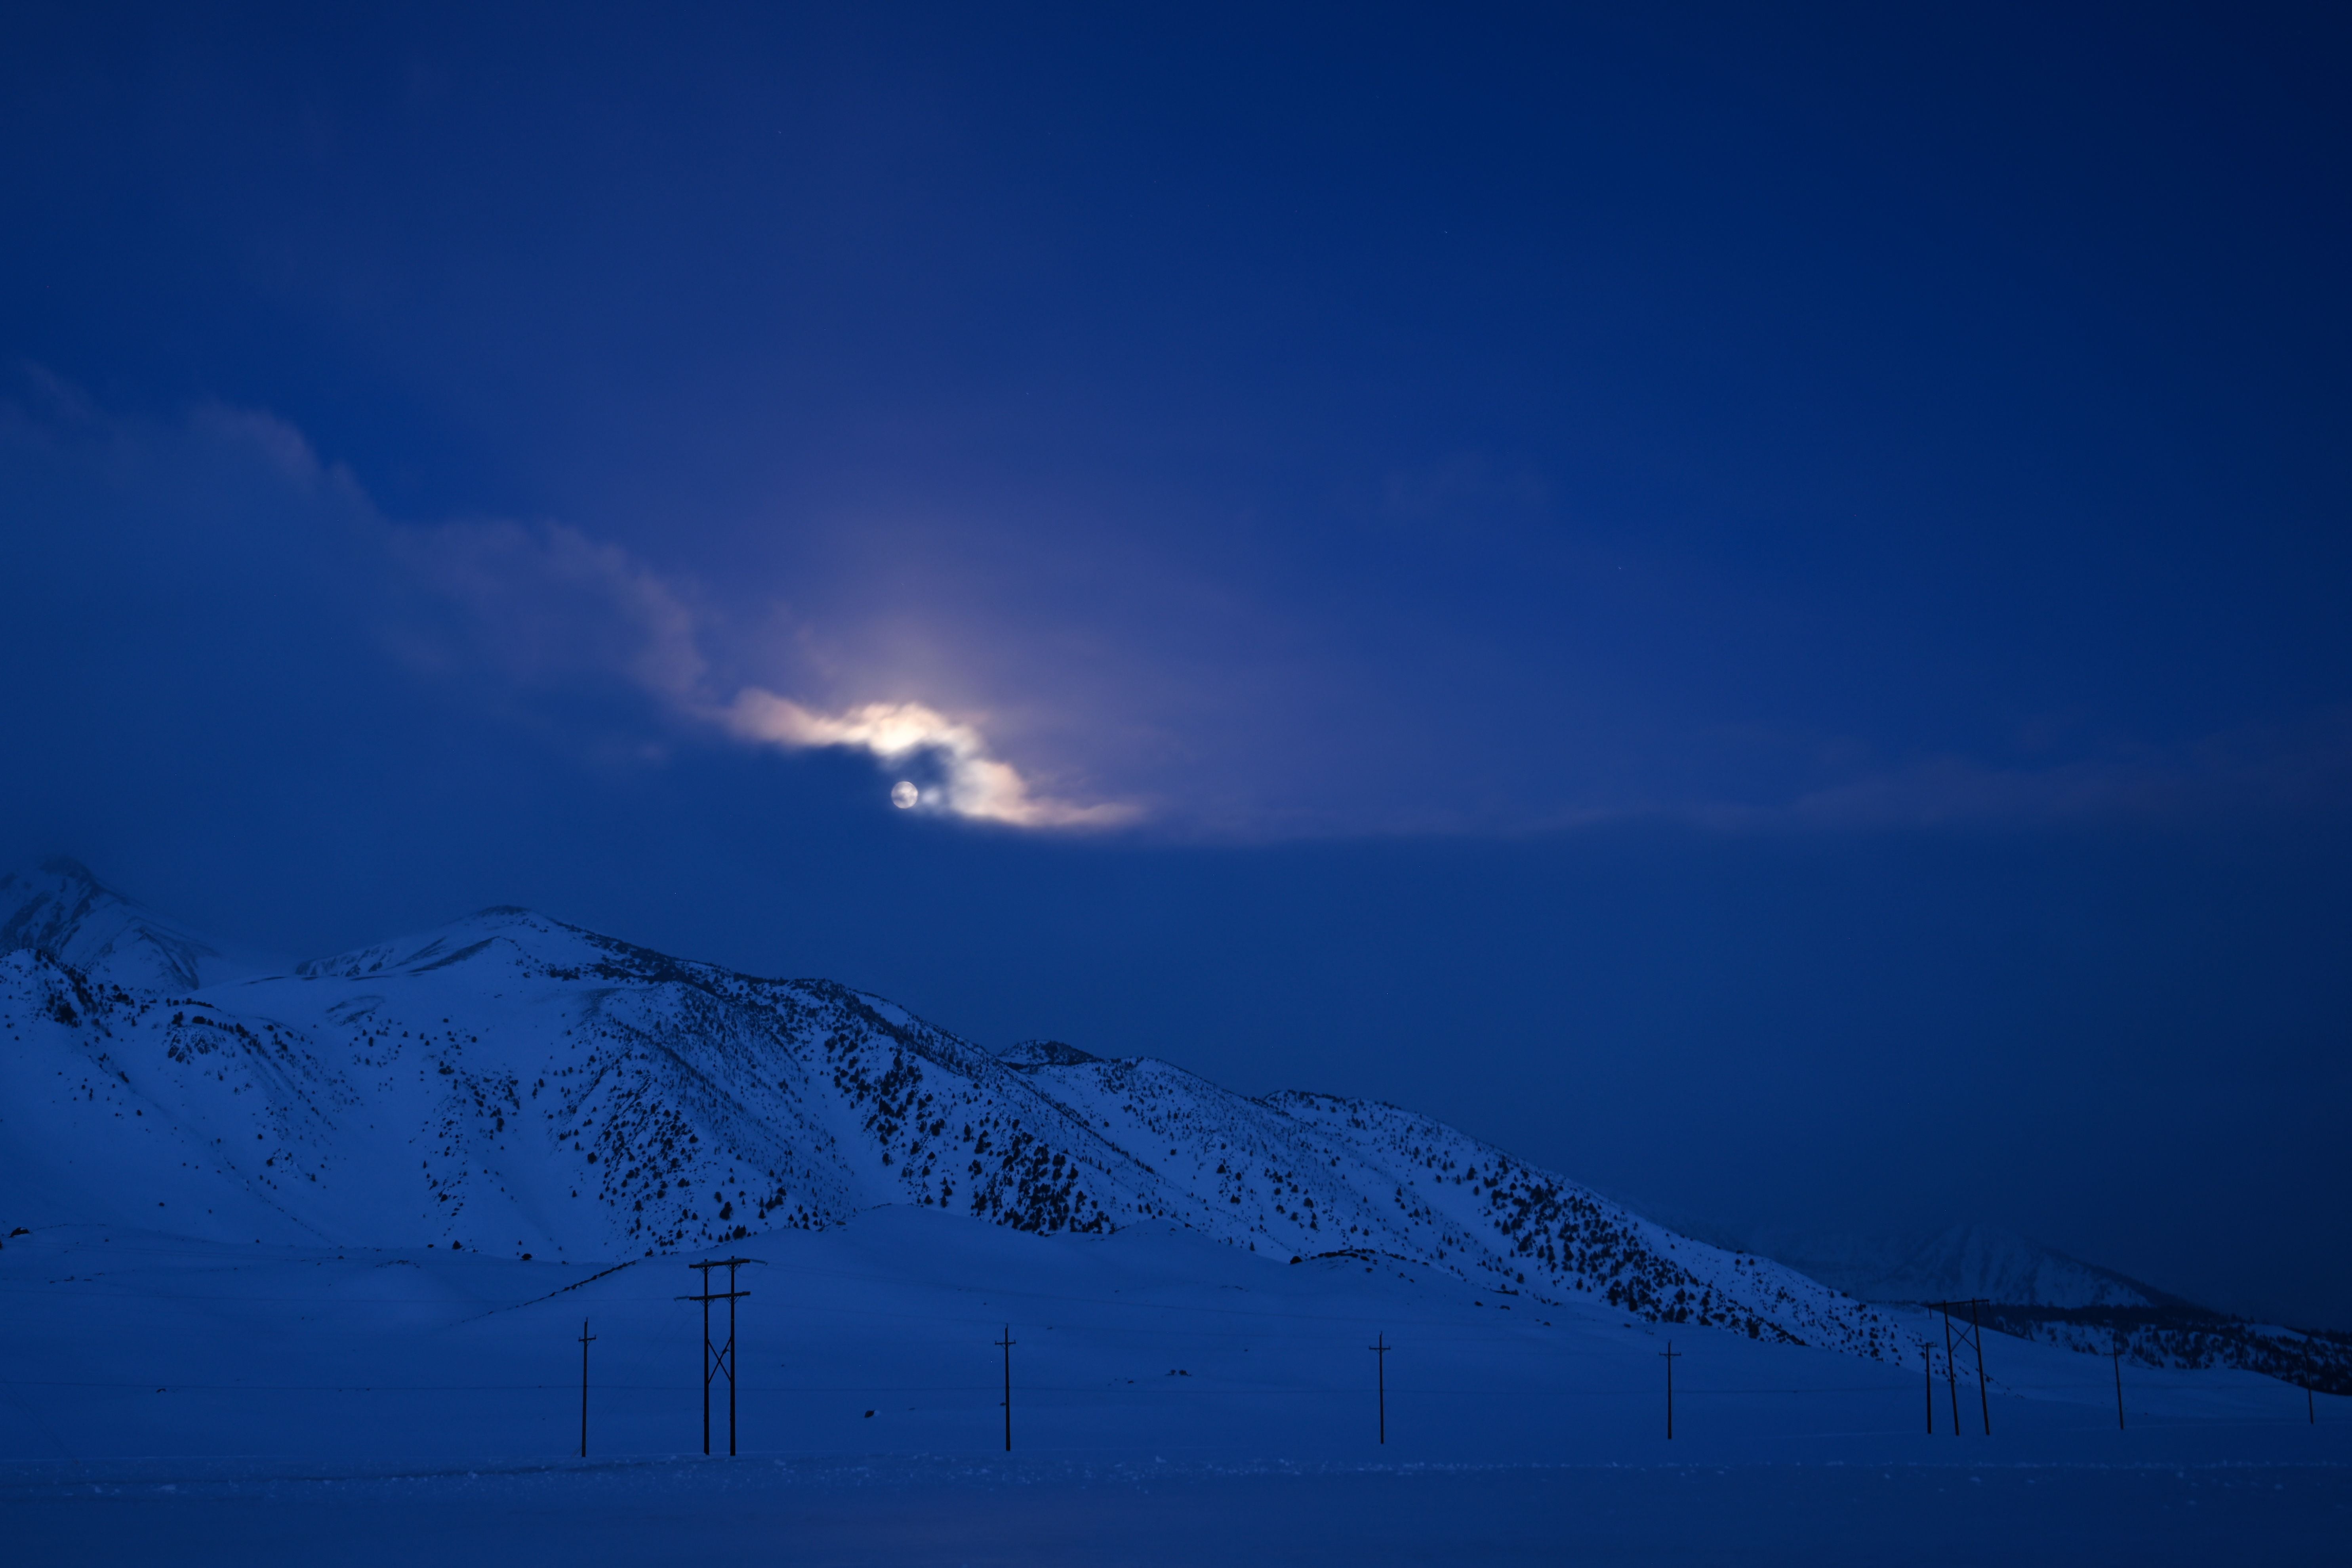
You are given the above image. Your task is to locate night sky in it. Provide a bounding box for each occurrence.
[3,4,2347,1327]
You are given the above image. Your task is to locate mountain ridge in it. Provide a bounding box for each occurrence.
[1673,1219,2191,1312]
[0,861,1919,1364]
[7,859,2345,1398]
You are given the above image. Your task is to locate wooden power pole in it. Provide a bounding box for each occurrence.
[579,1316,597,1457]
[997,1325,1016,1452]
[2112,1338,2126,1431]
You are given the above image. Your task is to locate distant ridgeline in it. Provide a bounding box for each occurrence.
[1,857,2341,1394]
[1681,1219,2352,1396]
[1978,1305,2352,1397]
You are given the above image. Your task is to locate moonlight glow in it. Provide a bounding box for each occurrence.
[890,781,919,809]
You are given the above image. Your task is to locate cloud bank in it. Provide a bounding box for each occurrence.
[7,375,2344,845]
[0,373,1135,834]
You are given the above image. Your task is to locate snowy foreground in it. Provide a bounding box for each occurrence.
[4,1207,2344,1565]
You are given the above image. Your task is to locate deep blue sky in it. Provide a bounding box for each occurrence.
[3,3,2348,1325]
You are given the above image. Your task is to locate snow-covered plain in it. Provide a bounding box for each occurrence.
[2,861,2345,1561]
[4,1210,2344,1563]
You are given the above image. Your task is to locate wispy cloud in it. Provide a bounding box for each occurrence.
[391,518,710,703]
[1755,718,2352,831]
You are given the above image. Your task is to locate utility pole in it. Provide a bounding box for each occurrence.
[1936,1299,1991,1436]
[1940,1306,1959,1435]
[2112,1337,2125,1432]
[1924,1344,1934,1435]
[679,1257,761,1456]
[579,1316,597,1457]
[1370,1332,1389,1444]
[2310,1385,2317,1425]
[997,1325,1016,1452]
[1970,1299,1990,1437]
[1660,1341,1680,1440]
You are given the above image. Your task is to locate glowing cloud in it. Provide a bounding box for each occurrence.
[720,690,1136,829]
[378,508,1132,831]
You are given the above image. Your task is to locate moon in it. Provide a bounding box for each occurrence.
[890,781,919,809]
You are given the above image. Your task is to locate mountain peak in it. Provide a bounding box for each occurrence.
[0,857,218,991]
[294,905,612,980]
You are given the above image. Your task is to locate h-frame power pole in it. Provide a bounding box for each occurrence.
[1935,1299,1991,1436]
[679,1257,762,1456]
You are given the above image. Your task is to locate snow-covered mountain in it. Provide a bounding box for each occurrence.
[1649,1204,2351,1393]
[0,861,1924,1366]
[1710,1223,2180,1311]
[0,857,219,991]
